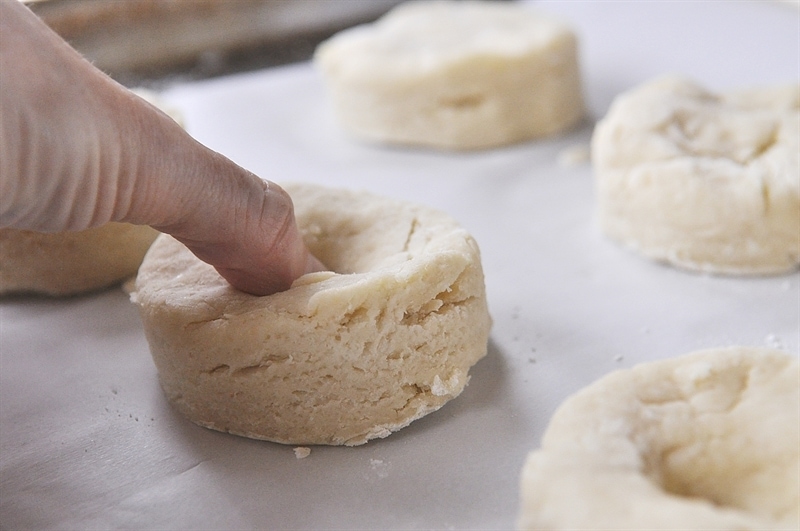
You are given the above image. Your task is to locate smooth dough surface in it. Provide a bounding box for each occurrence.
[132,183,491,446]
[0,223,158,296]
[314,0,584,150]
[518,347,800,530]
[592,76,800,274]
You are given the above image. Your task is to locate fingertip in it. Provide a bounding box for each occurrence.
[214,249,327,297]
[215,267,289,297]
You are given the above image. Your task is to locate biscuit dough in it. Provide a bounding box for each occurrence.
[518,347,800,530]
[0,223,158,296]
[132,183,491,446]
[592,76,800,274]
[314,0,584,150]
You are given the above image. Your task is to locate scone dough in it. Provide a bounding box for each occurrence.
[0,223,159,296]
[592,76,800,274]
[314,0,584,150]
[132,183,491,446]
[518,347,800,530]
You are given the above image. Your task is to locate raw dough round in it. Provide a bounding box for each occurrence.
[132,183,491,446]
[314,0,584,150]
[0,223,159,296]
[592,76,800,274]
[518,347,800,530]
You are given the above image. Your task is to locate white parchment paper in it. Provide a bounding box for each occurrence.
[1,1,798,529]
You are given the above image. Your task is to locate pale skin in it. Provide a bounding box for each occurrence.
[0,0,324,296]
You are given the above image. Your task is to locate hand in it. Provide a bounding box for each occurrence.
[0,0,324,295]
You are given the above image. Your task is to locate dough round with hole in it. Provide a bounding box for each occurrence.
[0,223,159,296]
[518,347,800,530]
[592,76,800,274]
[132,183,491,446]
[314,0,584,150]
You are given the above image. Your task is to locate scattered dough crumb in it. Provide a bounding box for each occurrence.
[293,447,311,459]
[765,334,784,349]
[370,458,390,478]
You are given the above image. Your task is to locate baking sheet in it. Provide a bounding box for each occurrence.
[1,1,798,529]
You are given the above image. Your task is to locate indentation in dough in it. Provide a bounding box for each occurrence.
[674,358,750,413]
[637,362,777,518]
[207,364,230,375]
[518,348,798,529]
[439,93,487,110]
[135,183,491,446]
[593,77,799,275]
[663,104,779,164]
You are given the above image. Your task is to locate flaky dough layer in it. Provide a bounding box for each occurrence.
[314,0,584,150]
[592,76,800,275]
[132,183,491,446]
[518,347,800,530]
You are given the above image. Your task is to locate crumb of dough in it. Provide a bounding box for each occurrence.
[293,447,311,459]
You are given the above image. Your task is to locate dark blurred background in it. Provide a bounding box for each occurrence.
[25,0,406,86]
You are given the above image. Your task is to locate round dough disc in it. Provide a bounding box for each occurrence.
[314,0,585,150]
[132,183,492,446]
[0,223,159,296]
[592,76,800,275]
[518,347,800,530]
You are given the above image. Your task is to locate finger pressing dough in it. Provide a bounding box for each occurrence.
[592,76,800,274]
[132,183,491,446]
[314,0,584,150]
[518,347,800,530]
[0,223,159,296]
